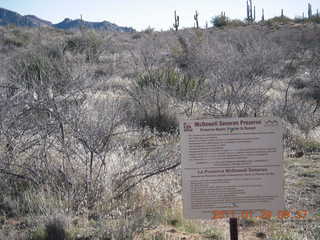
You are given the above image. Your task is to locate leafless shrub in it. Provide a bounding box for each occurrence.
[203,28,283,117]
[68,95,125,208]
[0,43,90,213]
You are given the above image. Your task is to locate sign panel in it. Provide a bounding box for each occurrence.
[180,117,284,219]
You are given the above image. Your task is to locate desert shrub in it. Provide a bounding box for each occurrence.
[228,19,246,27]
[131,33,142,39]
[125,68,184,133]
[29,227,47,240]
[8,45,72,96]
[204,28,282,117]
[2,29,30,48]
[169,32,212,115]
[143,26,154,34]
[282,131,320,153]
[294,17,305,24]
[0,196,18,218]
[313,226,320,240]
[3,36,24,48]
[63,31,104,62]
[103,217,145,240]
[2,43,90,214]
[294,15,320,24]
[136,68,199,99]
[296,138,320,153]
[127,69,190,133]
[211,15,228,28]
[164,207,199,233]
[161,207,223,238]
[266,16,293,25]
[45,216,67,240]
[311,15,320,24]
[28,217,67,240]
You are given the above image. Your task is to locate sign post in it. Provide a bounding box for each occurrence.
[229,218,238,240]
[180,117,284,239]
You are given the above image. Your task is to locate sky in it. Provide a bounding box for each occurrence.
[0,0,319,31]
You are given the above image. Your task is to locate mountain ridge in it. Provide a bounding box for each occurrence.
[0,7,135,32]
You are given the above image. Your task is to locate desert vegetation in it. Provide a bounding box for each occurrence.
[0,16,320,240]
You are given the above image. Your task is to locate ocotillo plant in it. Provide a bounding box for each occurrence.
[194,10,199,28]
[308,3,312,19]
[173,10,179,31]
[254,6,256,21]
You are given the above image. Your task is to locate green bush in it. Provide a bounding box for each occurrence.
[211,15,228,28]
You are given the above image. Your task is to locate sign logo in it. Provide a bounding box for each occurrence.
[183,122,193,132]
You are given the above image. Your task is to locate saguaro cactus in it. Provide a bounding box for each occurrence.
[261,8,265,22]
[281,9,284,19]
[308,3,312,19]
[80,14,84,32]
[247,0,250,21]
[246,0,255,22]
[173,10,179,31]
[194,10,199,28]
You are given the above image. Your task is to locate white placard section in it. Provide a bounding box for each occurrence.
[180,117,284,219]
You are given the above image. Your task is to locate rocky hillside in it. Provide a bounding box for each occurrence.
[0,7,135,32]
[53,18,135,32]
[0,7,47,27]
